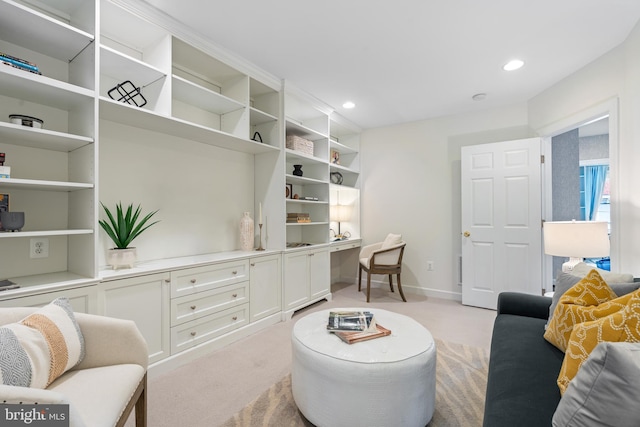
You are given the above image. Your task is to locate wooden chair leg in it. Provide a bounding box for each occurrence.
[389,274,394,292]
[135,374,147,427]
[397,273,407,302]
[366,271,372,303]
[358,265,362,292]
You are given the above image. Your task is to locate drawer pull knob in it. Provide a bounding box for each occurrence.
[190,305,196,310]
[232,270,238,275]
[164,279,171,283]
[232,316,238,321]
[190,332,196,337]
[251,263,255,267]
[232,293,238,298]
[190,279,196,284]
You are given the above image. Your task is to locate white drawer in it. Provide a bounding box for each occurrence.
[170,260,249,298]
[170,304,249,354]
[331,241,361,252]
[170,281,248,327]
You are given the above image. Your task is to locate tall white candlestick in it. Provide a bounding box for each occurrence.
[259,202,263,225]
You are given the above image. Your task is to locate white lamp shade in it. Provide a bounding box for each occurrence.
[330,204,352,222]
[543,221,610,258]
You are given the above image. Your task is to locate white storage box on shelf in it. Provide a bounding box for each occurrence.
[286,135,314,156]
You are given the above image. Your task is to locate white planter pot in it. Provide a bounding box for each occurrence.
[107,247,137,269]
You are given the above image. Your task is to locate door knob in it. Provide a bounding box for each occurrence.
[463,231,471,237]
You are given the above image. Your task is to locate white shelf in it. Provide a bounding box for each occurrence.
[0,65,94,109]
[101,45,166,87]
[0,0,94,61]
[286,222,329,226]
[0,121,93,152]
[5,271,96,295]
[250,107,278,125]
[285,174,326,185]
[0,178,92,191]
[172,75,244,115]
[329,139,358,155]
[285,149,326,165]
[330,163,359,174]
[0,229,93,238]
[286,199,328,205]
[286,119,328,140]
[100,97,279,155]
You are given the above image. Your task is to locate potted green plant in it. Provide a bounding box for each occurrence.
[99,202,159,269]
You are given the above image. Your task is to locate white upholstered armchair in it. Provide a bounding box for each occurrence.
[0,306,148,427]
[358,234,407,303]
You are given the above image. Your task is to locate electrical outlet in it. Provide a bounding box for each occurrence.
[30,238,49,259]
[427,261,434,271]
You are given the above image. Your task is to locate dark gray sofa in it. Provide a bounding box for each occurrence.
[483,292,564,427]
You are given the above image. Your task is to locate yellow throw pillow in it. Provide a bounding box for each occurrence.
[557,290,640,394]
[544,269,628,352]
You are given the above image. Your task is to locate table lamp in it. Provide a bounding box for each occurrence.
[543,220,610,272]
[330,198,352,240]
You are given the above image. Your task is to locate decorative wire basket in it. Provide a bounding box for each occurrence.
[108,80,147,108]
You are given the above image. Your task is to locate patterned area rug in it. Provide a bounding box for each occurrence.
[220,338,489,427]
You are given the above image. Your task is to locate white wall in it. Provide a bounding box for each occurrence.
[99,120,255,268]
[360,104,533,299]
[361,19,640,299]
[529,22,640,276]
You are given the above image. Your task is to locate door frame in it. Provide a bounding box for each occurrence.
[537,98,620,292]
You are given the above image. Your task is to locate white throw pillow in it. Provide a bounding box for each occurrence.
[381,233,402,249]
[0,297,85,389]
[568,262,634,283]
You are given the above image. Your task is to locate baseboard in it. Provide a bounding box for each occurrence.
[147,312,282,379]
[362,278,462,302]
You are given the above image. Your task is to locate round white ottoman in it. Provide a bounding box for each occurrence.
[291,308,436,427]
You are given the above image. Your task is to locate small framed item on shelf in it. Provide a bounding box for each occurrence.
[286,184,293,199]
[331,149,340,165]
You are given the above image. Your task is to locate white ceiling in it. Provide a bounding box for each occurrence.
[141,0,640,130]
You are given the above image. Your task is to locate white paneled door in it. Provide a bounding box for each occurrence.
[461,138,543,309]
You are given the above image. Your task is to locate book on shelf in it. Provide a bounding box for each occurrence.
[0,52,41,74]
[287,213,311,223]
[0,279,19,291]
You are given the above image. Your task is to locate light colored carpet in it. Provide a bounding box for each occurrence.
[220,338,489,427]
[124,283,496,427]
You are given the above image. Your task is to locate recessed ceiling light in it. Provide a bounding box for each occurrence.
[342,101,355,109]
[472,93,487,101]
[503,59,524,71]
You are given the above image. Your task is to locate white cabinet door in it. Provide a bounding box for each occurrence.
[249,254,281,322]
[309,248,330,299]
[284,251,310,311]
[98,273,171,364]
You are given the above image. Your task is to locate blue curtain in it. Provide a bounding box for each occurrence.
[584,165,608,221]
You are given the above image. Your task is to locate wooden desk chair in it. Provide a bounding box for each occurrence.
[358,237,406,303]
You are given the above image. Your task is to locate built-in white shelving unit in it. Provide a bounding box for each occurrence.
[0,0,97,284]
[0,0,361,368]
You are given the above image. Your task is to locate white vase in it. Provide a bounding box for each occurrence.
[107,247,137,269]
[240,212,254,251]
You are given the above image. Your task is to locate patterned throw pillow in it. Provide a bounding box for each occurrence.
[544,270,628,352]
[0,297,85,388]
[557,291,640,394]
